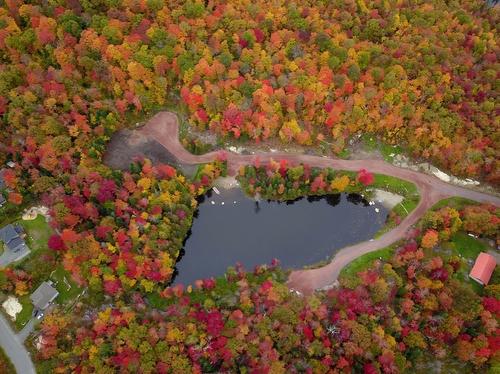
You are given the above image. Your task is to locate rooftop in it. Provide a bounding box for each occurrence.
[0,224,30,266]
[0,224,20,244]
[30,281,59,310]
[469,252,497,286]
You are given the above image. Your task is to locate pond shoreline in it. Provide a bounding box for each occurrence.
[173,189,388,286]
[109,111,500,295]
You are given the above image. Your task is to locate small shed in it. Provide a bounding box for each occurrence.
[30,281,59,310]
[469,252,497,286]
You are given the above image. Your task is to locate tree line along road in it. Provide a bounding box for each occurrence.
[138,112,500,294]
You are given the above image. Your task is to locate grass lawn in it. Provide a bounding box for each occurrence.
[361,134,403,162]
[372,174,418,196]
[19,215,51,254]
[429,199,490,295]
[14,294,33,330]
[371,174,420,238]
[339,244,397,288]
[431,197,478,211]
[0,196,35,227]
[0,204,22,227]
[438,231,491,295]
[447,231,488,260]
[50,266,82,305]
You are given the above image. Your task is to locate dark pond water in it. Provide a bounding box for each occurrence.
[172,188,388,286]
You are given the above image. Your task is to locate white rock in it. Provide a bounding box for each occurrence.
[228,146,243,154]
[432,168,451,182]
[2,296,22,321]
[373,189,404,209]
[211,201,215,205]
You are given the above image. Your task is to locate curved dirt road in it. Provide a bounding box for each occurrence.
[139,112,500,294]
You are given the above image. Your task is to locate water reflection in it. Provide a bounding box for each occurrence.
[172,188,388,286]
[346,193,369,206]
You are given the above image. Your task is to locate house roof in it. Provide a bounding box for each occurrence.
[30,281,59,310]
[0,224,19,245]
[8,237,25,252]
[0,224,27,251]
[469,252,497,285]
[0,194,5,205]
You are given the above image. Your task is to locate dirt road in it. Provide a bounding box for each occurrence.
[139,112,500,294]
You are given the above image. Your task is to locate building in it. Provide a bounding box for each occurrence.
[469,252,497,286]
[0,224,30,267]
[0,194,5,207]
[30,281,59,311]
[0,224,27,253]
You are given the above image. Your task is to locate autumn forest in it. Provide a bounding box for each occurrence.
[0,0,499,373]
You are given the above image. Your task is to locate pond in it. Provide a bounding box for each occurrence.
[172,188,388,286]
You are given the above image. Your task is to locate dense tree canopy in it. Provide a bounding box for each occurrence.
[35,221,499,373]
[237,160,371,200]
[0,1,498,372]
[0,0,498,190]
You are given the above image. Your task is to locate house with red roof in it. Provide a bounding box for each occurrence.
[469,252,497,285]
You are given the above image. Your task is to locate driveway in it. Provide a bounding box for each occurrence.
[0,313,36,374]
[0,246,30,267]
[18,317,37,343]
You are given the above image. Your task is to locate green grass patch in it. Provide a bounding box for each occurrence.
[339,244,397,288]
[337,148,351,159]
[447,231,488,260]
[380,143,403,162]
[0,195,35,227]
[360,134,403,162]
[15,215,54,284]
[361,134,378,150]
[438,231,490,296]
[0,203,23,227]
[431,197,479,211]
[372,174,418,196]
[14,294,33,330]
[50,266,83,305]
[370,174,420,238]
[19,215,52,254]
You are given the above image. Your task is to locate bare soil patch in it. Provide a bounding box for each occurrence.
[103,128,199,177]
